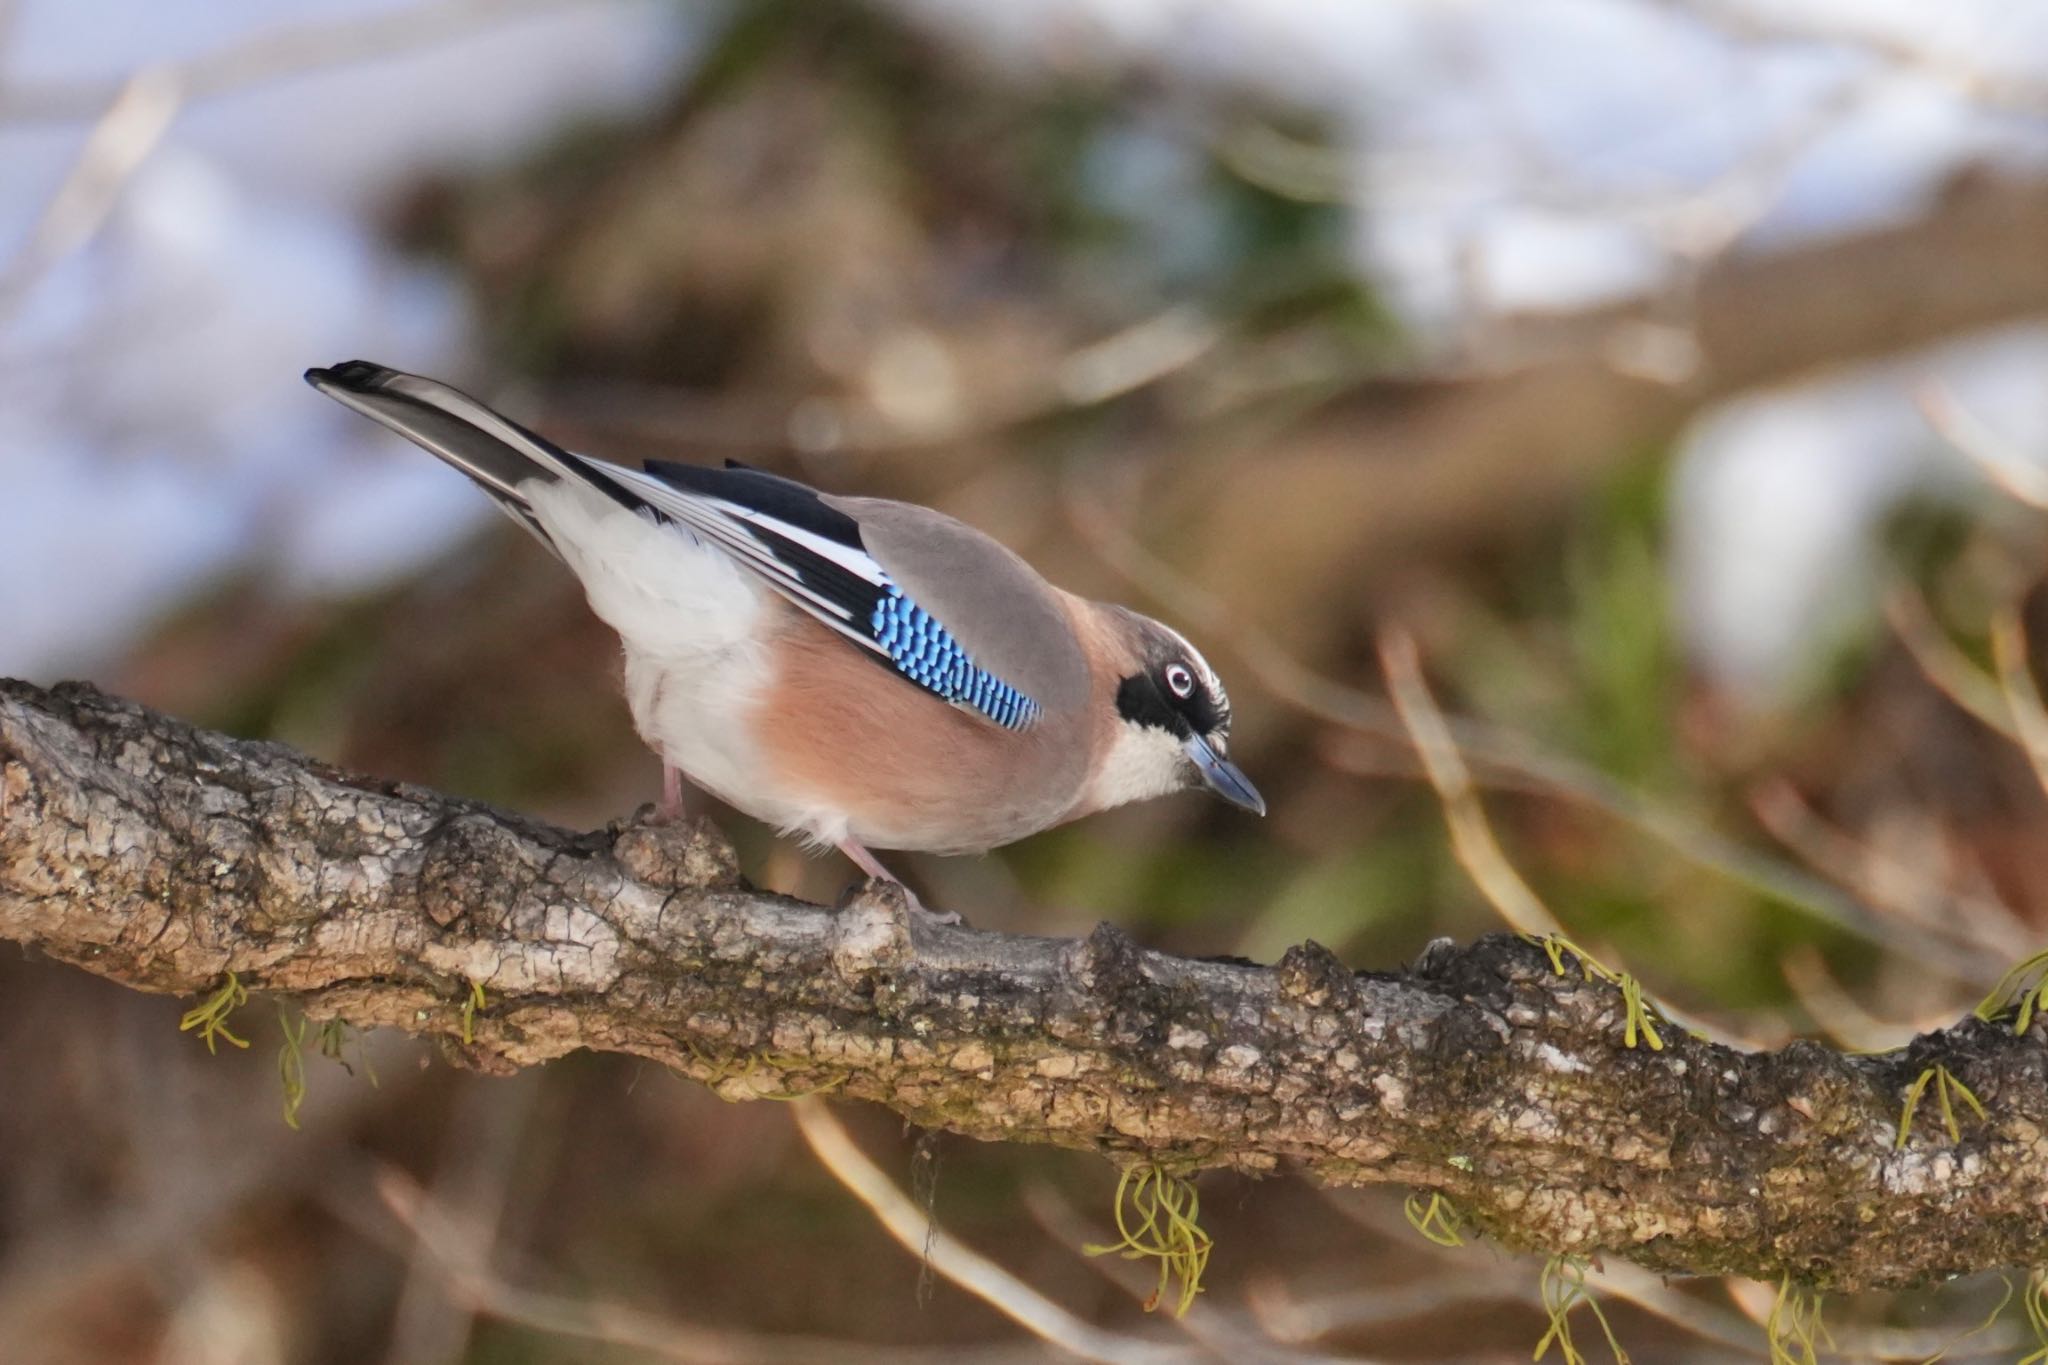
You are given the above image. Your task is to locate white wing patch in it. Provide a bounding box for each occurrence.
[596,462,895,654]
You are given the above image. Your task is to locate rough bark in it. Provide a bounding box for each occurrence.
[3,677,2045,1291]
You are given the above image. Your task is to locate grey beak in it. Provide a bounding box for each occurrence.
[1184,734,1266,816]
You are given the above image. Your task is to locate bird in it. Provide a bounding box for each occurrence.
[305,360,1262,910]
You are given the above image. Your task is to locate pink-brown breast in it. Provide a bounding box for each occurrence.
[748,600,1114,853]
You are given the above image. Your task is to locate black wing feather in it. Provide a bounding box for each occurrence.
[642,460,862,549]
[739,523,885,623]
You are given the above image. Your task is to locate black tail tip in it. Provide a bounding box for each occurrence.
[304,359,395,393]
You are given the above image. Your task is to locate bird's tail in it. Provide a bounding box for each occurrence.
[304,360,636,547]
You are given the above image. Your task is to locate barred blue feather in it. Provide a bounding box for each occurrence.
[870,584,1040,729]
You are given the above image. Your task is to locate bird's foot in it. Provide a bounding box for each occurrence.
[837,839,962,926]
[906,891,964,927]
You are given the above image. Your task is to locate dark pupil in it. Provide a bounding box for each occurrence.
[1168,667,1190,696]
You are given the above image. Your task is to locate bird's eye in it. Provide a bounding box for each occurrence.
[1164,663,1196,699]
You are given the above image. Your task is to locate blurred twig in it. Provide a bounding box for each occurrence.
[0,67,182,319]
[1720,1274,2016,1364]
[1381,626,1723,1051]
[0,1025,420,1349]
[1376,628,1560,940]
[382,1075,541,1365]
[1193,172,2048,641]
[1303,1190,2025,1362]
[1748,779,2030,965]
[1779,945,1924,1054]
[1919,384,2048,511]
[0,0,590,123]
[1903,378,2048,821]
[792,1100,1185,1365]
[1213,122,1352,205]
[1990,611,2048,802]
[550,305,1222,457]
[374,1164,1026,1364]
[0,0,597,321]
[1885,586,2018,739]
[1446,8,1874,379]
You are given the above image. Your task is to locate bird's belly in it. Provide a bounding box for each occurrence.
[638,650,1089,855]
[636,652,1057,851]
[834,802,1058,857]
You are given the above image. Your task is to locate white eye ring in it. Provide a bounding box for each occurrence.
[1164,663,1196,699]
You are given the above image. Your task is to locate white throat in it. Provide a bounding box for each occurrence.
[1086,720,1191,814]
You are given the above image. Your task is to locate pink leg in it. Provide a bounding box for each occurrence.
[660,764,684,821]
[836,839,959,924]
[837,838,900,885]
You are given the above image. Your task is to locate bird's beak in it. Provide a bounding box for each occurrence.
[1183,734,1266,816]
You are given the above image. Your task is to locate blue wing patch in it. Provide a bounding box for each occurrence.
[870,585,1041,729]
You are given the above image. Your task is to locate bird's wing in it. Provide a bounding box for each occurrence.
[610,462,1087,729]
[304,361,1083,731]
[827,494,1090,714]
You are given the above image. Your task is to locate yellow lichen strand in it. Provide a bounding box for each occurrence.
[178,972,250,1053]
[1895,1065,1987,1149]
[1526,934,1666,1051]
[742,1051,849,1101]
[1915,1275,2014,1364]
[1403,1190,1468,1248]
[1533,1255,1629,1364]
[1976,948,2048,1035]
[682,1039,847,1101]
[2021,1268,2048,1365]
[277,1005,309,1130]
[1764,1277,1829,1365]
[1085,1163,1212,1317]
[459,979,486,1045]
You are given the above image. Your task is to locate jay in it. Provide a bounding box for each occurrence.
[306,361,1261,905]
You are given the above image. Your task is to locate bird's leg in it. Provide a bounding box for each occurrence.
[615,763,740,890]
[659,763,685,822]
[836,839,962,926]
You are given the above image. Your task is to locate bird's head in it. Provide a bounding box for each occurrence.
[1085,608,1264,817]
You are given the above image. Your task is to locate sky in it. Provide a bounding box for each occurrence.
[0,0,699,671]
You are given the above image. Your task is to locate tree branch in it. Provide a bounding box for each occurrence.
[3,678,2044,1291]
[1184,172,2048,647]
